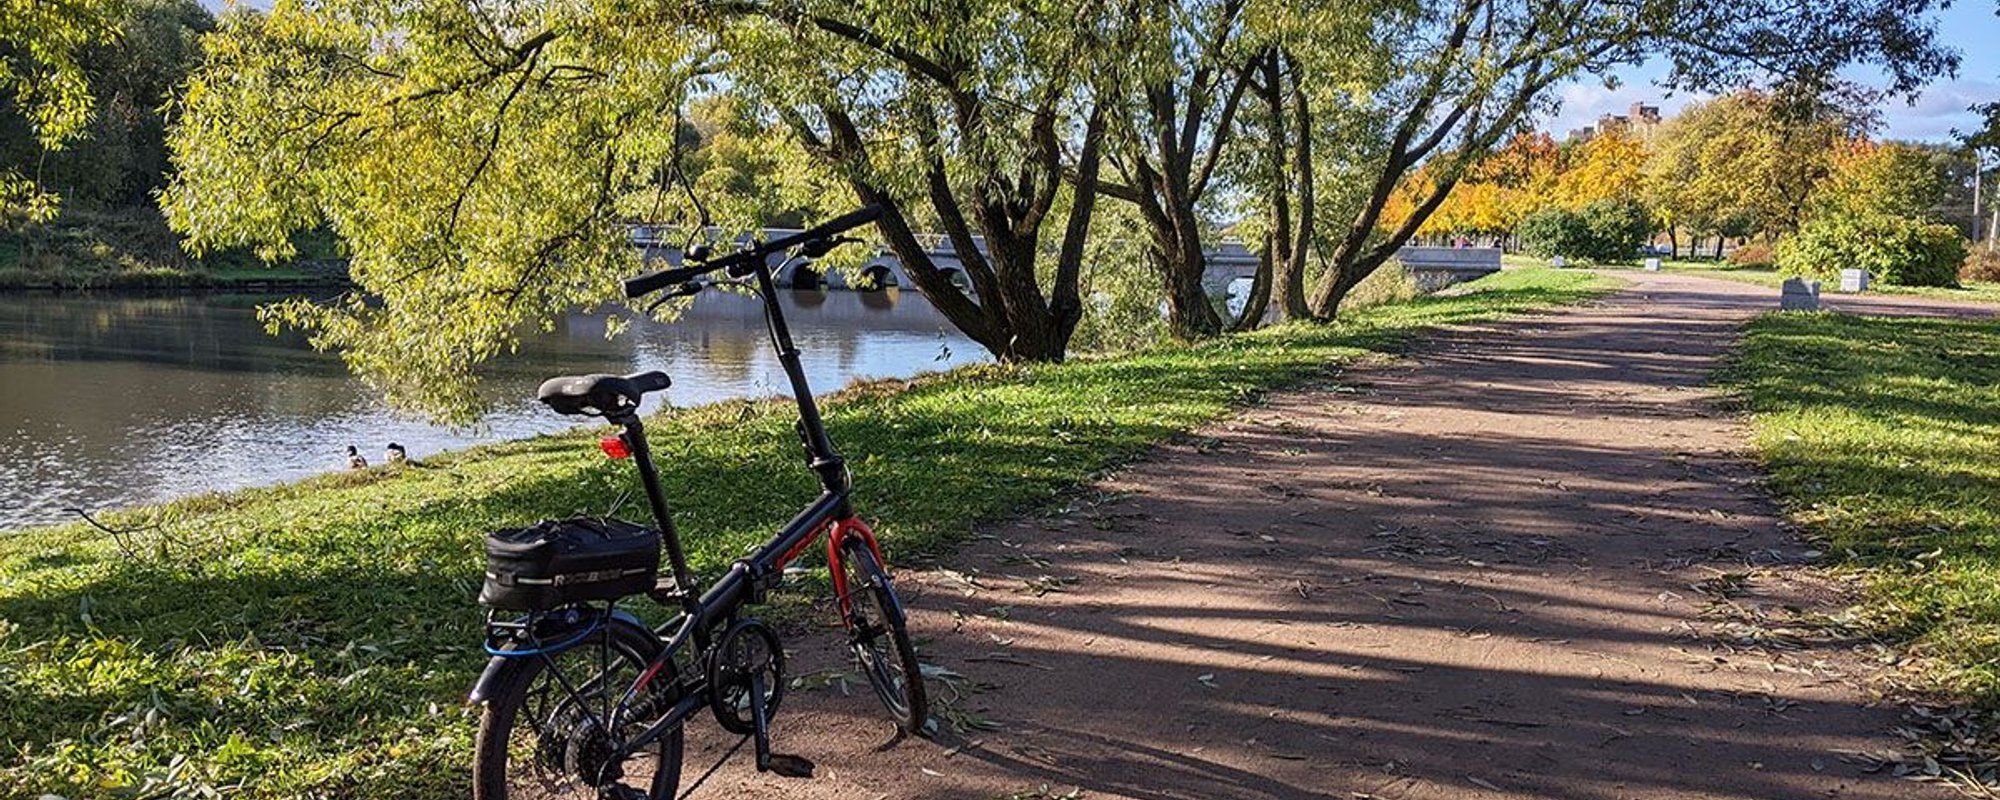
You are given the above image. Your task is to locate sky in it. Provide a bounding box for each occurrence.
[201,0,1999,143]
[1540,2,2000,142]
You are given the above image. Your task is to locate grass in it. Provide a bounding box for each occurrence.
[0,208,344,290]
[0,269,1608,798]
[1719,312,2000,703]
[1502,252,2000,304]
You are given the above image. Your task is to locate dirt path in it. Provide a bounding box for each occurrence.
[682,272,1987,799]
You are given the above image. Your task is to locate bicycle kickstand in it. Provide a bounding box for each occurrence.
[748,673,816,778]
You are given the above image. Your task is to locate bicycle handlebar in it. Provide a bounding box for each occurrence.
[623,205,884,299]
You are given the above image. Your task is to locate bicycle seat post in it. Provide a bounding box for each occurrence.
[609,409,700,618]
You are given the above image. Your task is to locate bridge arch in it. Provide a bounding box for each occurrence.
[858,264,899,291]
[782,262,827,290]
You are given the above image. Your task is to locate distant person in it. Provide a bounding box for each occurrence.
[386,442,408,465]
[346,445,368,470]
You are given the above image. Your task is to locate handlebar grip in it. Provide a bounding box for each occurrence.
[623,265,712,298]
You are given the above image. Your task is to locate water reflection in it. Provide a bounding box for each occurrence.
[0,289,983,530]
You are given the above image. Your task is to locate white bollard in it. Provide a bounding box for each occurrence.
[1839,268,1870,293]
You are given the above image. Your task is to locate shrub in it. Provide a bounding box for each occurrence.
[1515,207,1588,261]
[1963,248,2000,284]
[1776,214,1967,287]
[1345,262,1420,309]
[1728,242,1774,267]
[1515,201,1651,264]
[1575,199,1652,263]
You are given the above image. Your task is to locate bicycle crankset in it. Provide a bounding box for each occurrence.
[707,618,785,735]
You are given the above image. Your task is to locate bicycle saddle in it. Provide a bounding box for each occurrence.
[536,370,671,416]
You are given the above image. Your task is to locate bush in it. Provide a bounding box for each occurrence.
[1776,214,1967,287]
[1728,242,1774,267]
[1516,207,1588,261]
[1963,248,2000,284]
[1515,200,1651,264]
[1575,199,1651,263]
[1345,262,1420,310]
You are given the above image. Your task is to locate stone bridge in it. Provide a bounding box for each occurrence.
[633,228,1500,298]
[634,226,1261,295]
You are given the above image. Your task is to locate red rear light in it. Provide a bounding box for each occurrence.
[599,435,631,459]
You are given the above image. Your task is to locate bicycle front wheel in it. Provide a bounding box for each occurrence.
[837,538,929,733]
[473,616,683,800]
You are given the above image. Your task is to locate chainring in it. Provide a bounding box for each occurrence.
[705,618,786,735]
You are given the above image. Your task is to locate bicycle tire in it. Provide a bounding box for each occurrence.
[473,616,684,799]
[837,538,929,734]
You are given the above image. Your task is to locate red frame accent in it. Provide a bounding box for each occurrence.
[770,515,887,618]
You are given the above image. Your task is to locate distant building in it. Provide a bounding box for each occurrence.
[1567,102,1663,142]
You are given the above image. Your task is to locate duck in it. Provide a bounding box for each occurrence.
[346,445,368,470]
[386,442,408,465]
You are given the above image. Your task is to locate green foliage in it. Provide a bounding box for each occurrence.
[1722,312,2000,702]
[3,0,215,211]
[1515,207,1588,261]
[1810,142,1956,224]
[0,269,1608,799]
[1641,90,1857,243]
[1515,199,1650,263]
[1777,213,1967,287]
[1575,198,1651,262]
[0,208,338,289]
[163,0,716,422]
[0,0,125,217]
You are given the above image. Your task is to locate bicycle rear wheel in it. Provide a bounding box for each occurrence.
[836,538,928,733]
[474,616,683,799]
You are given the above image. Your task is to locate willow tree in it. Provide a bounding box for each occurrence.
[1,0,124,217]
[1091,0,1385,336]
[1305,0,1955,318]
[165,0,724,419]
[714,0,1116,362]
[165,0,1121,420]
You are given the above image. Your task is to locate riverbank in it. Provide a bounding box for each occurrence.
[0,209,346,291]
[1721,311,2000,707]
[0,269,1608,798]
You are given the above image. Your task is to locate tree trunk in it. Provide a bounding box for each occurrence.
[785,100,1093,363]
[1714,236,1724,260]
[1667,223,1679,259]
[1153,215,1223,338]
[1269,51,1314,323]
[1989,203,1998,253]
[1229,241,1274,332]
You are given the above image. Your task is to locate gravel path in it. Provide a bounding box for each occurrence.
[680,272,1989,799]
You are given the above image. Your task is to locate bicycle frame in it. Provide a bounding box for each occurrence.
[469,245,889,767]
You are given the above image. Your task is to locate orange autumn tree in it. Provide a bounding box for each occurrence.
[1384,132,1562,240]
[1554,127,1647,208]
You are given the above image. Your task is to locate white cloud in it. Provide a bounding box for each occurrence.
[1537,78,1709,139]
[1877,79,2000,141]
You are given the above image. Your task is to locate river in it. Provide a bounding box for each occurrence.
[0,289,984,531]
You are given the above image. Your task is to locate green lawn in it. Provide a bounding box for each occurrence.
[0,269,1609,798]
[1721,312,2000,703]
[1502,253,2000,304]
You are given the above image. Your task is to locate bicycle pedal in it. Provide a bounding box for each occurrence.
[763,753,816,778]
